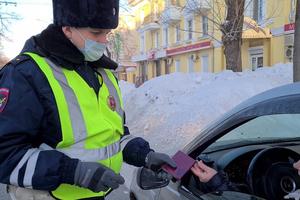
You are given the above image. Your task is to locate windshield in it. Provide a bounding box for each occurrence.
[208,114,300,150]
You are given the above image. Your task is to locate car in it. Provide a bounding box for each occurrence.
[129,82,300,200]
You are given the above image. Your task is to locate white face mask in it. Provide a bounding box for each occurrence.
[76,29,107,62]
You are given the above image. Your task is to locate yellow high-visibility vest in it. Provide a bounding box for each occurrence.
[25,52,124,200]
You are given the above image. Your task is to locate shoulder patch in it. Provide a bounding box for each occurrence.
[0,88,9,113]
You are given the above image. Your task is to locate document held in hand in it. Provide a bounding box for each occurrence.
[162,150,195,180]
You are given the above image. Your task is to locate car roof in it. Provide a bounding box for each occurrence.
[185,82,300,154]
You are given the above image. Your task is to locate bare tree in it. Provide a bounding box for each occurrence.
[294,0,300,82]
[108,12,138,63]
[111,32,123,63]
[221,0,245,72]
[0,1,19,60]
[0,54,8,68]
[0,1,17,37]
[107,2,138,62]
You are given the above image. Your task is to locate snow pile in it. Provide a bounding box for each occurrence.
[120,63,293,155]
[119,80,136,99]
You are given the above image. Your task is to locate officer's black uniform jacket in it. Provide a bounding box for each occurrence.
[0,24,151,190]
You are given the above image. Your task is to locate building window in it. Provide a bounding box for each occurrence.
[176,24,181,42]
[166,0,170,6]
[251,55,263,71]
[289,0,296,22]
[140,10,145,24]
[155,32,159,48]
[188,56,194,73]
[202,16,208,37]
[140,32,145,54]
[245,0,266,23]
[140,62,148,82]
[188,19,193,40]
[163,27,169,47]
[175,60,181,72]
[171,0,180,6]
[154,4,158,15]
[201,55,209,72]
[253,0,264,22]
[155,60,161,76]
[249,47,264,71]
[165,59,170,74]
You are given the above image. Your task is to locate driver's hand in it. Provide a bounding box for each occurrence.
[293,160,300,175]
[191,160,217,183]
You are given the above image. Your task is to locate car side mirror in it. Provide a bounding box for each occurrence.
[136,167,170,190]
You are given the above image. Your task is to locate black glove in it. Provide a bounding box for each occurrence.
[74,161,125,192]
[145,151,177,171]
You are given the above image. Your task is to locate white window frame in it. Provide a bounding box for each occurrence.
[140,10,145,24]
[166,0,171,6]
[249,47,264,71]
[154,4,159,16]
[140,32,145,54]
[245,0,266,23]
[244,0,253,18]
[175,24,181,43]
[188,56,194,73]
[202,16,208,37]
[155,31,159,48]
[175,60,181,72]
[201,55,209,72]
[184,15,194,41]
[250,55,264,71]
[163,26,169,47]
[187,19,193,40]
[289,0,296,22]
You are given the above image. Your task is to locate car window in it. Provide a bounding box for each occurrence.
[209,114,300,149]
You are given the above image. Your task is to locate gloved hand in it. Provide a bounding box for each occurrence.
[74,161,125,193]
[145,151,177,172]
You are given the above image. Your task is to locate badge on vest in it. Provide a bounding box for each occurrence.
[0,88,9,113]
[107,95,116,111]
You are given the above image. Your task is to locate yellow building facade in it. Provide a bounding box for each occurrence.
[126,0,296,85]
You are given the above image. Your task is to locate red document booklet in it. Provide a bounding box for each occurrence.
[162,151,196,180]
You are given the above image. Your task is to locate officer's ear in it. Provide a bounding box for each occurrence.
[62,26,73,40]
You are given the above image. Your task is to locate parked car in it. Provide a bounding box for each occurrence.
[129,82,300,200]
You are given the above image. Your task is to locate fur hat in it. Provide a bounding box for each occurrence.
[53,0,119,29]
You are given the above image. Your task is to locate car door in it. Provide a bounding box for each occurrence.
[158,180,264,200]
[159,83,300,200]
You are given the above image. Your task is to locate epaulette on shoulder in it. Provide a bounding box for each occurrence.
[0,55,32,73]
[8,54,31,67]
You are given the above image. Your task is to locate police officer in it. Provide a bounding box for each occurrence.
[0,0,176,199]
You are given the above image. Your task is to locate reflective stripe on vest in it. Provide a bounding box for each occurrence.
[25,52,124,199]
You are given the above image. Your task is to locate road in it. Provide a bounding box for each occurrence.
[0,184,130,200]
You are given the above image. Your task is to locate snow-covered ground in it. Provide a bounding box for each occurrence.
[119,63,293,188]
